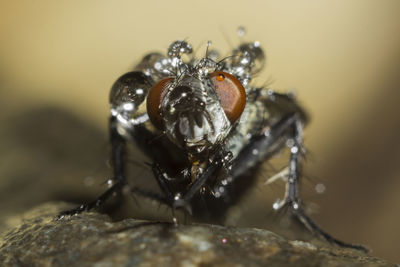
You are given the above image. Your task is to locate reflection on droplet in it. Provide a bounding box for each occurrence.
[272,199,281,210]
[123,103,134,111]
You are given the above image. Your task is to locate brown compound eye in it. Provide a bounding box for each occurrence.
[210,71,246,123]
[146,77,173,129]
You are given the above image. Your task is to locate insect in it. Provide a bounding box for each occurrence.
[57,36,367,252]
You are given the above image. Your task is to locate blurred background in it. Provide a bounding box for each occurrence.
[1,0,399,263]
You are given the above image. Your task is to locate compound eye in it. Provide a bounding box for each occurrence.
[146,77,173,129]
[210,71,246,123]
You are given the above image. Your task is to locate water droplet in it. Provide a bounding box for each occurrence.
[221,238,227,244]
[237,26,246,37]
[154,62,162,70]
[123,103,134,111]
[252,149,259,155]
[290,146,299,154]
[315,183,326,194]
[286,139,295,147]
[272,199,281,210]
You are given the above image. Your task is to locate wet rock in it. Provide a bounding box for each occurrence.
[0,203,395,267]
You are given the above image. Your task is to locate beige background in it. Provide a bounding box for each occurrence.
[1,0,400,263]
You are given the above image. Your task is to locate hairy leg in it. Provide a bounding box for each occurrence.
[56,116,126,218]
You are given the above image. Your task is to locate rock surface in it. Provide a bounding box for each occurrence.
[0,203,395,267]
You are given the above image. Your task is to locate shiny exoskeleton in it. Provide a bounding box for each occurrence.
[58,39,367,252]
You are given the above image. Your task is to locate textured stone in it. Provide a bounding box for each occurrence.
[0,203,395,267]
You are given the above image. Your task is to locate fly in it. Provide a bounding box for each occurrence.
[57,34,367,252]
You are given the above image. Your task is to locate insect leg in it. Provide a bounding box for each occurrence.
[150,163,176,203]
[146,157,223,214]
[281,120,369,252]
[56,116,126,218]
[212,112,299,197]
[179,159,222,205]
[211,111,368,251]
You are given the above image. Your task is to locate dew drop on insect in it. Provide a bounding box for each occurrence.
[154,62,162,70]
[315,183,326,194]
[221,238,227,244]
[136,88,144,95]
[237,26,246,37]
[123,103,134,111]
[208,49,219,60]
[286,139,295,148]
[252,149,259,155]
[290,146,299,154]
[272,199,281,210]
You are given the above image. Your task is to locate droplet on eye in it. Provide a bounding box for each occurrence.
[216,73,225,81]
